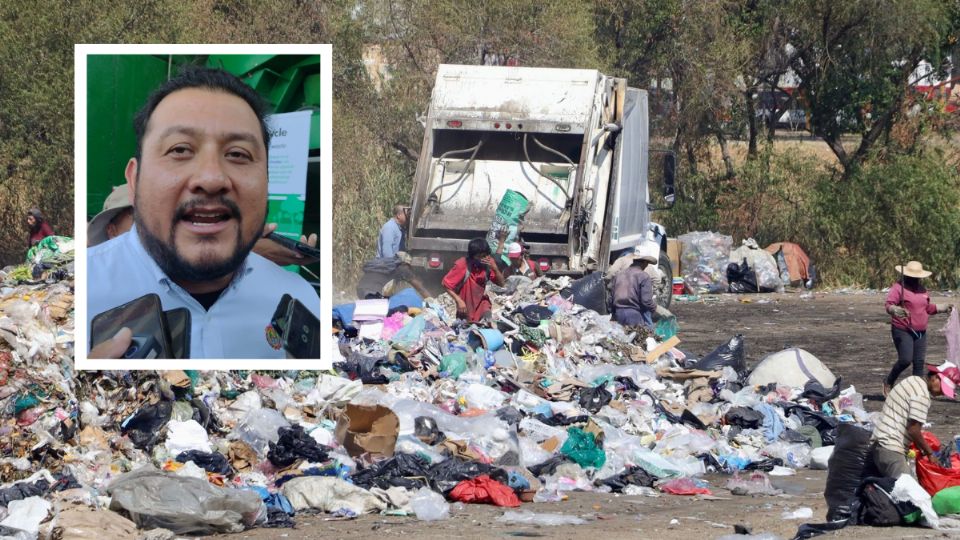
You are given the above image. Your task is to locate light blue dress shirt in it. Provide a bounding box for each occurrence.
[87,226,320,358]
[376,218,403,258]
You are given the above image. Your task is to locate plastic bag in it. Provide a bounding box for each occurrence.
[496,510,586,526]
[120,401,172,451]
[943,308,960,365]
[730,239,782,292]
[233,408,290,457]
[560,428,605,469]
[824,423,873,521]
[268,425,329,468]
[694,334,746,373]
[595,465,657,492]
[917,455,960,496]
[725,471,782,496]
[176,451,232,475]
[577,386,612,414]
[409,487,450,521]
[659,478,711,496]
[933,486,960,516]
[678,231,732,294]
[0,496,50,539]
[164,420,212,455]
[439,352,469,379]
[448,475,521,507]
[107,468,263,535]
[727,259,761,293]
[565,272,608,315]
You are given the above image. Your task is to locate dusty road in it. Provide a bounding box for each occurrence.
[218,290,960,540]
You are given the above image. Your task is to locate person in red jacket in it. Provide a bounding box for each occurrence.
[442,237,505,323]
[26,208,55,248]
[883,260,954,396]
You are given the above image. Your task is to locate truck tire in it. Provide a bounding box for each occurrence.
[655,251,672,309]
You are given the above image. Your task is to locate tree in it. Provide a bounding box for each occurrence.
[782,0,957,177]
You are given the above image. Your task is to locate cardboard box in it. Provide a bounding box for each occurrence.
[334,404,399,458]
[667,238,683,278]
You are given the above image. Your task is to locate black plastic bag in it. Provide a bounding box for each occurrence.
[727,259,760,293]
[680,409,708,430]
[782,428,813,444]
[858,479,901,526]
[267,425,329,468]
[121,401,173,451]
[529,456,568,478]
[744,457,783,472]
[790,519,851,540]
[533,413,590,427]
[802,378,842,403]
[563,272,608,315]
[335,352,392,384]
[825,423,875,521]
[724,407,763,429]
[351,453,431,490]
[428,456,503,494]
[693,335,746,374]
[414,416,444,445]
[0,479,49,506]
[595,465,657,492]
[176,450,233,475]
[578,386,612,413]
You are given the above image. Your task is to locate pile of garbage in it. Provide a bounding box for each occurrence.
[677,232,815,294]
[2,271,882,538]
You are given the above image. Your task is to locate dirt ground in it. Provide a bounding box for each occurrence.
[218,290,960,540]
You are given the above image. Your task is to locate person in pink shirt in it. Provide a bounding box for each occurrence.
[883,260,954,396]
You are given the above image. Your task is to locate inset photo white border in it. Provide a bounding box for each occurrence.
[75,43,332,370]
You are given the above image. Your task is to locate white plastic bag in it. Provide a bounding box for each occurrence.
[164,420,212,455]
[942,308,960,364]
[409,487,450,521]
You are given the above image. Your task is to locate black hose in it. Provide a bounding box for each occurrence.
[426,140,485,205]
[523,134,572,202]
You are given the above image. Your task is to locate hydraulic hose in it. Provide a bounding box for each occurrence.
[426,140,485,205]
[522,134,572,202]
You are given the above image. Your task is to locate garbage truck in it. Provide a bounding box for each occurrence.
[405,64,676,307]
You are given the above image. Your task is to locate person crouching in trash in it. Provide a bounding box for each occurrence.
[442,237,505,323]
[870,364,960,477]
[883,260,953,396]
[608,240,659,328]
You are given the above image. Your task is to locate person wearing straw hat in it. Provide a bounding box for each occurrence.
[608,240,659,328]
[883,260,954,396]
[88,185,134,247]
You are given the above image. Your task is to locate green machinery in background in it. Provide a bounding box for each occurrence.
[86,54,321,284]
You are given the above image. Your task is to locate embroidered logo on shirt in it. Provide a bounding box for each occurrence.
[265,326,282,350]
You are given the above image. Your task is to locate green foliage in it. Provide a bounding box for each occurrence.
[809,152,960,288]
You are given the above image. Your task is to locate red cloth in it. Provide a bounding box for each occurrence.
[886,282,938,332]
[28,222,54,247]
[442,257,491,322]
[448,475,521,507]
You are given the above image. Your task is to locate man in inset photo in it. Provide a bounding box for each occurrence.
[88,66,319,359]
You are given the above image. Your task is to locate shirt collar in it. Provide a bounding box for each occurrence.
[125,224,254,291]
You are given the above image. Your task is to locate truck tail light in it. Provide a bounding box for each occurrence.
[428,254,442,269]
[446,120,462,128]
[494,122,500,128]
[538,258,550,272]
[555,123,571,132]
[505,122,512,129]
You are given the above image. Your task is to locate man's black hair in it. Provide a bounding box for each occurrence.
[467,237,490,261]
[133,66,271,162]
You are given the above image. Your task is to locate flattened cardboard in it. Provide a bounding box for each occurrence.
[334,404,399,458]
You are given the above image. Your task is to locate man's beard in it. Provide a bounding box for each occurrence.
[135,196,264,284]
